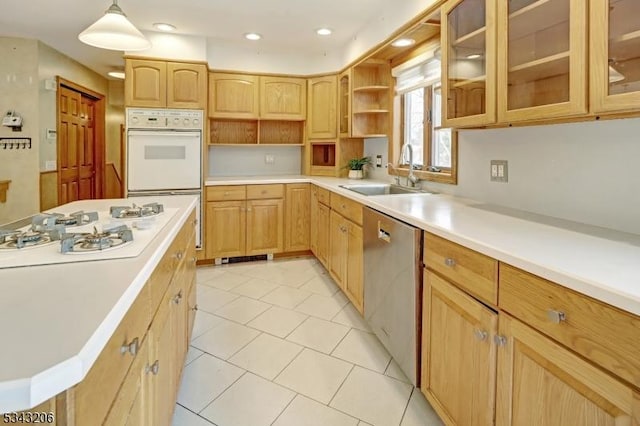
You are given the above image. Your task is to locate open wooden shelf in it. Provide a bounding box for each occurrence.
[508,0,569,41]
[509,51,569,83]
[210,119,258,144]
[209,118,304,145]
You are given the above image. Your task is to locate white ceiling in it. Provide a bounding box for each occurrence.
[0,0,394,78]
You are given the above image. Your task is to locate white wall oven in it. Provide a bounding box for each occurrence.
[126,108,203,248]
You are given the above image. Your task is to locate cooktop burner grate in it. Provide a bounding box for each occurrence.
[0,227,64,250]
[32,211,99,229]
[110,203,164,219]
[60,225,134,254]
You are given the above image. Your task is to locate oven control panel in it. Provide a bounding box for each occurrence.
[127,108,203,130]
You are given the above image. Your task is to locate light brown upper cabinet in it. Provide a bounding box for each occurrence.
[339,70,352,137]
[167,62,208,109]
[125,59,207,109]
[307,76,337,139]
[441,0,497,127]
[590,0,640,114]
[497,0,588,123]
[259,76,307,120]
[208,73,260,119]
[125,59,167,108]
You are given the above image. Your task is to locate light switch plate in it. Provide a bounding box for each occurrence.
[490,160,508,183]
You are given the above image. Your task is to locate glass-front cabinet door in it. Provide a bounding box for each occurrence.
[441,0,496,127]
[497,0,587,122]
[591,0,640,113]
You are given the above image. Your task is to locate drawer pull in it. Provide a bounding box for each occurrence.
[191,304,198,312]
[341,204,346,209]
[224,191,230,196]
[175,251,183,260]
[547,309,566,324]
[494,335,507,347]
[473,329,488,342]
[444,257,456,267]
[340,225,347,233]
[146,360,160,375]
[120,337,139,357]
[261,190,267,194]
[173,290,183,304]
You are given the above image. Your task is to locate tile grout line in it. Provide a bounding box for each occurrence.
[197,370,249,417]
[268,392,299,426]
[397,386,417,426]
[175,403,217,425]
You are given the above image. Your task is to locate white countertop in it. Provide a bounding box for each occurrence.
[206,175,640,317]
[0,196,197,413]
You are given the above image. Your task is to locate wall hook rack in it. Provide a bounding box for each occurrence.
[0,137,31,150]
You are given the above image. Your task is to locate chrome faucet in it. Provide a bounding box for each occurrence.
[400,143,420,187]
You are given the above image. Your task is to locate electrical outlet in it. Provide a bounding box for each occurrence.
[490,160,508,183]
[376,155,382,167]
[265,154,275,164]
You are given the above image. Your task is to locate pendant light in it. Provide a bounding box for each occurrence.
[78,0,151,51]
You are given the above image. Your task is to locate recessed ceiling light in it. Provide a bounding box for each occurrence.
[245,33,262,41]
[467,54,482,59]
[107,71,125,79]
[316,28,332,36]
[391,38,415,47]
[153,23,176,32]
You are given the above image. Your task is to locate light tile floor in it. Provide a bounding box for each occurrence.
[173,257,443,426]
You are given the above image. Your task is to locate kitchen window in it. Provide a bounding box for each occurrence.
[393,49,457,184]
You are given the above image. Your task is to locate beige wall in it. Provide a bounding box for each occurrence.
[107,80,125,178]
[0,37,40,225]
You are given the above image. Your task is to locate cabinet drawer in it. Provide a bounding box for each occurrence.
[330,193,363,225]
[423,233,497,305]
[206,185,246,201]
[247,184,284,199]
[74,286,151,425]
[316,186,331,206]
[499,264,640,388]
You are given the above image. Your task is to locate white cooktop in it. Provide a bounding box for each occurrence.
[0,207,178,269]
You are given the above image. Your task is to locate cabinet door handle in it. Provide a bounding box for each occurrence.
[175,251,183,260]
[247,207,252,212]
[339,225,347,233]
[173,290,183,304]
[261,190,267,194]
[191,256,198,264]
[224,191,230,196]
[120,337,139,357]
[494,335,507,347]
[473,329,488,342]
[341,204,346,209]
[546,309,566,324]
[146,360,160,375]
[191,304,198,312]
[444,257,456,267]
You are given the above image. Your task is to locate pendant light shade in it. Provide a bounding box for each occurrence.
[78,0,151,51]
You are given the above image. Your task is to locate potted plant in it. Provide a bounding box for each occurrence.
[346,156,371,179]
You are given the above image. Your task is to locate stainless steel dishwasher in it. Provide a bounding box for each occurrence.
[363,207,422,386]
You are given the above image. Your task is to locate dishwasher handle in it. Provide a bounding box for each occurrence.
[378,221,391,243]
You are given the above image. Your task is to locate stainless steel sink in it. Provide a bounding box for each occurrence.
[339,184,429,196]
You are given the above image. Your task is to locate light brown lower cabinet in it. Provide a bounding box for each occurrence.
[205,184,288,259]
[496,314,640,425]
[316,203,330,268]
[421,270,497,426]
[284,183,310,252]
[328,207,363,313]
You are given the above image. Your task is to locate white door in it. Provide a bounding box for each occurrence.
[127,130,201,191]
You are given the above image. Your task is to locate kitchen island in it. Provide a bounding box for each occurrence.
[0,195,197,422]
